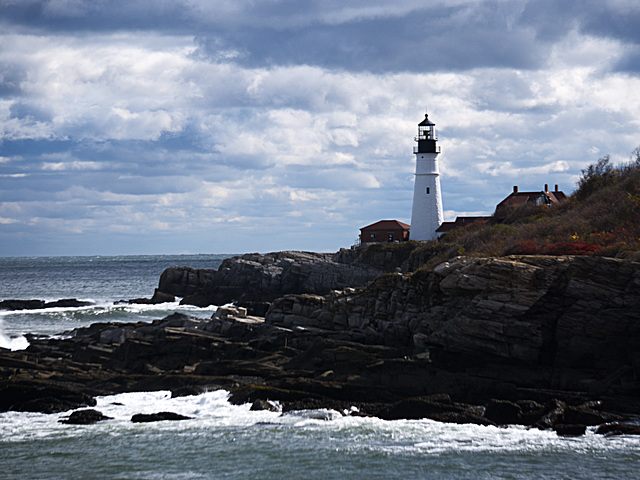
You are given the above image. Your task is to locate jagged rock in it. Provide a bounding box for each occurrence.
[265,255,640,396]
[484,399,523,425]
[59,409,112,424]
[131,412,193,422]
[516,400,546,424]
[126,289,175,305]
[534,399,567,429]
[563,404,623,426]
[156,251,386,307]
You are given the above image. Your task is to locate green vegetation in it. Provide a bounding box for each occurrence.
[362,148,640,271]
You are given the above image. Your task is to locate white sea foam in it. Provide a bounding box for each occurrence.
[2,390,640,480]
[0,330,29,350]
[0,318,29,350]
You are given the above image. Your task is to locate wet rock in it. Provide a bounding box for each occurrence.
[534,399,567,429]
[45,299,93,308]
[0,299,45,310]
[377,397,454,420]
[376,396,485,423]
[0,299,93,310]
[484,399,523,425]
[170,385,208,398]
[250,399,280,412]
[59,409,112,424]
[515,400,546,425]
[131,412,193,422]
[563,404,623,426]
[229,384,321,405]
[427,411,496,426]
[554,424,587,436]
[126,289,175,305]
[0,382,96,414]
[595,422,640,436]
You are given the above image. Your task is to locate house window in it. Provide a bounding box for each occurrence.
[388,233,394,242]
[370,233,376,239]
[426,187,430,194]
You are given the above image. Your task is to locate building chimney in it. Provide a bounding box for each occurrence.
[544,184,548,192]
[555,184,559,192]
[513,186,518,193]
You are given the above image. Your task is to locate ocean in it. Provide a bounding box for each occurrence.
[1,255,639,479]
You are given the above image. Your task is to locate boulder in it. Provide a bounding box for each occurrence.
[59,409,112,424]
[534,399,567,429]
[44,299,93,308]
[554,424,587,436]
[484,399,523,425]
[563,404,623,426]
[131,412,193,422]
[250,399,280,412]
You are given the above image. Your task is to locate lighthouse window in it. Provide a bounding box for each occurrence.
[426,187,430,195]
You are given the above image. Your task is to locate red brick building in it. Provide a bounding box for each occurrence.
[360,220,410,245]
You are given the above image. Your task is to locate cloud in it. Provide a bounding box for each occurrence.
[1,1,640,255]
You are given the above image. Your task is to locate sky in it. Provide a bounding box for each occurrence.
[1,0,640,256]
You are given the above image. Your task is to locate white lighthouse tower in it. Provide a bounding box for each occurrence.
[410,114,443,241]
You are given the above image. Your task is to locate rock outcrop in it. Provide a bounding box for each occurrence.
[156,250,387,307]
[1,254,639,435]
[265,255,640,397]
[0,299,93,310]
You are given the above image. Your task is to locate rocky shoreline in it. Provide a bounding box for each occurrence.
[1,252,639,436]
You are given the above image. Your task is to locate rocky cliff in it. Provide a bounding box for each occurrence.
[265,255,640,398]
[156,250,387,309]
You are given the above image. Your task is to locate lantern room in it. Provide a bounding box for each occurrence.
[414,114,439,154]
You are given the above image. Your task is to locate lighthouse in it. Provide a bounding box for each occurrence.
[410,114,443,241]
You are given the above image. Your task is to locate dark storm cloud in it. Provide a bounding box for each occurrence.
[520,0,640,44]
[3,0,637,74]
[0,1,555,72]
[198,6,540,73]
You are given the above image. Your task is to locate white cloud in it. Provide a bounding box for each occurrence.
[42,161,101,171]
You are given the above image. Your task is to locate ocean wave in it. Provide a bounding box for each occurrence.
[0,301,219,341]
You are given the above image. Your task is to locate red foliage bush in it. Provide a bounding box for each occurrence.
[508,240,599,256]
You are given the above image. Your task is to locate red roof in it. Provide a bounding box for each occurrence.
[496,186,567,211]
[360,220,410,231]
